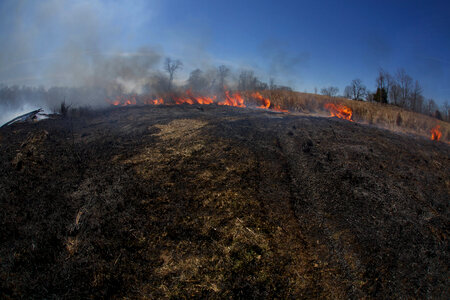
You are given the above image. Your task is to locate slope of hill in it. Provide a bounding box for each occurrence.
[246,90,449,142]
[0,104,448,298]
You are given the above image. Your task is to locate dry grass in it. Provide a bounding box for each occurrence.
[246,90,449,142]
[1,104,448,298]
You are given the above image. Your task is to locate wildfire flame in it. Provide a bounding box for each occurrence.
[218,90,246,107]
[430,125,442,141]
[248,92,288,112]
[107,95,137,106]
[324,103,353,121]
[174,90,216,105]
[105,90,289,113]
[144,98,164,105]
[272,105,289,113]
[252,92,270,109]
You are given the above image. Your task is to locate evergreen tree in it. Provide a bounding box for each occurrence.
[373,87,388,103]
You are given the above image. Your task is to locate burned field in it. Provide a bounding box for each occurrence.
[0,104,449,298]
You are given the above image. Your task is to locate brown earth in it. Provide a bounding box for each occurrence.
[0,104,449,299]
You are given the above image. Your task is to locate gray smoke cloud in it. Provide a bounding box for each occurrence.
[0,0,299,125]
[1,0,164,90]
[0,0,168,122]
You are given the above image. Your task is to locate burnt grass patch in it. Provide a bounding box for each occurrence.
[0,105,449,298]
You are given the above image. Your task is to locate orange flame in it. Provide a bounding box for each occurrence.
[195,95,216,105]
[106,90,289,113]
[174,90,216,105]
[430,125,442,141]
[142,98,164,105]
[324,103,353,121]
[174,95,194,105]
[272,105,289,113]
[250,92,288,112]
[152,98,164,105]
[106,95,137,106]
[251,92,270,109]
[218,90,246,107]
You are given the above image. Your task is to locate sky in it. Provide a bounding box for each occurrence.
[0,0,449,105]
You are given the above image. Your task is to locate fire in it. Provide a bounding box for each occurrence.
[324,103,353,121]
[106,90,289,113]
[174,90,216,105]
[106,95,137,106]
[250,92,288,112]
[251,92,270,109]
[153,98,164,105]
[272,105,289,113]
[107,95,164,106]
[430,125,442,141]
[218,90,246,107]
[174,95,194,105]
[193,96,215,105]
[143,98,164,105]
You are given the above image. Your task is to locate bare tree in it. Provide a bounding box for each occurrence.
[145,71,170,94]
[389,83,401,106]
[238,70,256,90]
[410,80,424,112]
[320,86,339,97]
[268,78,292,91]
[238,70,267,91]
[164,57,183,91]
[344,79,367,101]
[443,101,449,121]
[187,69,207,92]
[376,69,386,91]
[217,65,230,90]
[344,86,352,99]
[385,72,394,103]
[396,68,413,108]
[424,98,438,116]
[269,78,276,90]
[375,69,386,91]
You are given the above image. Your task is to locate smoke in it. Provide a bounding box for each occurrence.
[0,0,298,125]
[259,39,309,88]
[0,1,159,88]
[88,48,163,93]
[0,0,169,120]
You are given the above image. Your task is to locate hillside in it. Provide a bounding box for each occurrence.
[247,90,449,142]
[0,104,449,298]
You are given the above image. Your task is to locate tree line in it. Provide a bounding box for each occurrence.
[318,68,449,121]
[0,57,294,111]
[0,57,448,122]
[166,58,292,93]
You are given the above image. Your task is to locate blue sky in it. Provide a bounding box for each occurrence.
[0,0,449,104]
[149,0,450,102]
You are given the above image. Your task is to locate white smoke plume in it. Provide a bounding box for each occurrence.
[0,0,165,121]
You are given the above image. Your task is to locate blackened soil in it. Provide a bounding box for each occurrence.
[0,105,448,299]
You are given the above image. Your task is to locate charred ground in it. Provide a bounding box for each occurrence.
[0,104,449,298]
